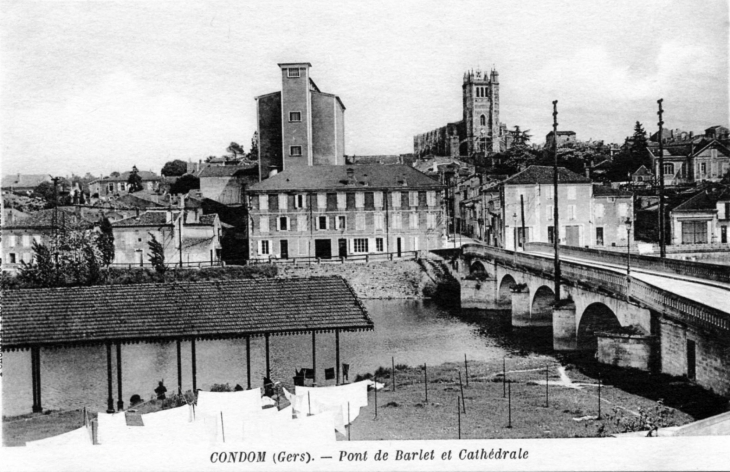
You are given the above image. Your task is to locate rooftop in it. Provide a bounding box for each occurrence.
[672,187,730,212]
[199,164,257,178]
[503,165,591,185]
[1,277,373,349]
[592,184,632,197]
[1,174,52,189]
[248,164,444,192]
[3,208,94,230]
[113,211,172,227]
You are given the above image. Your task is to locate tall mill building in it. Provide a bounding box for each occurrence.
[414,68,508,157]
[256,63,346,181]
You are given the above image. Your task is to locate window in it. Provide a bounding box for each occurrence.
[374,213,384,230]
[725,202,730,220]
[353,238,369,253]
[426,191,436,207]
[294,194,305,209]
[118,182,125,191]
[595,204,605,218]
[260,240,270,255]
[617,224,627,240]
[567,186,576,200]
[568,205,576,220]
[22,235,31,247]
[545,186,554,199]
[317,193,326,209]
[259,194,269,211]
[374,192,383,208]
[391,191,401,208]
[7,235,16,247]
[278,216,289,231]
[618,203,628,218]
[700,163,707,175]
[547,205,553,220]
[664,163,674,175]
[337,193,346,210]
[336,215,347,230]
[318,216,328,230]
[287,68,300,78]
[596,227,604,246]
[682,221,707,244]
[289,111,301,122]
[355,192,365,208]
[409,191,418,207]
[108,183,114,193]
[409,212,419,229]
[427,213,436,229]
[278,194,288,210]
[9,253,16,264]
[721,226,727,244]
[548,226,555,244]
[376,238,384,252]
[297,215,308,232]
[355,214,365,230]
[480,115,486,126]
[392,213,402,229]
[259,216,269,233]
[290,146,302,156]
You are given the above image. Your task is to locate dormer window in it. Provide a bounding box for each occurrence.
[289,112,301,122]
[287,68,300,78]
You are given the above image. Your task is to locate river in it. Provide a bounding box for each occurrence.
[2,299,549,418]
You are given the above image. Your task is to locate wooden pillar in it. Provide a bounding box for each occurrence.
[106,343,114,413]
[312,331,317,387]
[30,348,38,413]
[265,333,271,380]
[335,329,340,386]
[31,347,42,413]
[116,343,123,411]
[176,339,182,395]
[191,338,197,393]
[246,336,251,390]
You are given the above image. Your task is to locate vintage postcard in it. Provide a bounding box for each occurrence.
[1,1,729,471]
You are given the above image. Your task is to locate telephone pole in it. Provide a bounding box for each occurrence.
[552,101,561,303]
[657,99,666,258]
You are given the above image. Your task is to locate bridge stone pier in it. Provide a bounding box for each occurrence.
[458,243,730,397]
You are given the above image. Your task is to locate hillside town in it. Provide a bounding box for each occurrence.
[2,7,730,459]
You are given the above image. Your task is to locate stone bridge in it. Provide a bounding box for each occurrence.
[457,243,730,396]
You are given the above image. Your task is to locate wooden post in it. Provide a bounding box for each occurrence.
[311,331,316,387]
[464,354,469,387]
[31,347,43,413]
[246,336,251,390]
[116,343,124,411]
[458,371,466,414]
[598,375,602,419]
[335,330,340,386]
[507,380,512,428]
[347,402,351,441]
[106,343,114,413]
[31,348,38,413]
[503,357,506,398]
[191,338,197,393]
[220,412,225,443]
[424,363,428,403]
[457,396,461,439]
[265,333,271,380]
[374,375,378,419]
[545,363,549,408]
[176,339,182,395]
[392,357,396,392]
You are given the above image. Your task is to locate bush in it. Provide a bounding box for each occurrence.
[210,383,232,392]
[160,391,196,410]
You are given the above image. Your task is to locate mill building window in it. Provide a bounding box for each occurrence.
[480,115,486,126]
[664,163,674,175]
[289,112,301,122]
[353,238,369,253]
[287,68,300,78]
[290,146,302,157]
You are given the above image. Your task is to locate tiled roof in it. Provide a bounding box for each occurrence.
[249,164,444,192]
[91,171,160,184]
[3,208,93,230]
[1,174,52,189]
[1,277,373,348]
[633,165,653,176]
[198,214,218,226]
[672,188,730,212]
[199,164,257,178]
[503,165,591,185]
[592,185,632,197]
[113,211,171,227]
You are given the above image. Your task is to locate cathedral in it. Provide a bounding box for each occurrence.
[414,68,510,158]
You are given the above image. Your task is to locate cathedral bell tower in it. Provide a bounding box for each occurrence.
[462,67,500,155]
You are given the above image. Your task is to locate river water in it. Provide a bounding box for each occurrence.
[2,299,546,418]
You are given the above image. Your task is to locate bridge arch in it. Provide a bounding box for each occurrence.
[498,274,517,307]
[530,285,555,326]
[470,261,487,275]
[577,302,622,351]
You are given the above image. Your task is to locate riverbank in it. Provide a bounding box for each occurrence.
[276,256,458,300]
[3,357,698,446]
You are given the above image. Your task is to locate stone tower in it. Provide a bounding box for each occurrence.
[462,67,500,155]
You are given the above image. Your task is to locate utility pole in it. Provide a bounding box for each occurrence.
[520,194,526,250]
[552,100,561,303]
[657,99,666,258]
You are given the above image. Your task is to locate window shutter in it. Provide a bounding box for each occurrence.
[374,192,383,208]
[259,194,268,211]
[279,194,288,210]
[260,216,269,233]
[317,193,327,209]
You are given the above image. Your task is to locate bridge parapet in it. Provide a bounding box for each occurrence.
[524,242,730,285]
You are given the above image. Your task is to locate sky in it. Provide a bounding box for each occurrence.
[1,0,728,177]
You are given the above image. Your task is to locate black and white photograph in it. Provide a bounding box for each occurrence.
[1,1,729,470]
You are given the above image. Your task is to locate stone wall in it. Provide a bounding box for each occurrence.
[597,334,654,370]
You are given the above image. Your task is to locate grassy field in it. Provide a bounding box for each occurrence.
[1,358,706,446]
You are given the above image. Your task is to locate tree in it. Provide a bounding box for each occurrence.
[227,142,245,159]
[161,159,188,177]
[630,121,652,170]
[17,240,56,287]
[110,171,121,178]
[148,233,167,275]
[249,131,259,160]
[204,156,218,163]
[169,174,200,195]
[97,217,115,267]
[127,165,143,193]
[32,178,69,208]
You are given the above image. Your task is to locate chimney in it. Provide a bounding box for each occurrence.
[346,168,356,185]
[179,194,185,210]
